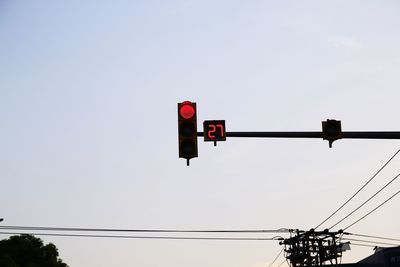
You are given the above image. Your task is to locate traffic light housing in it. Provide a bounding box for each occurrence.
[178,101,198,165]
[322,119,342,148]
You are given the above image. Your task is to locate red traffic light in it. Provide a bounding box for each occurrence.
[178,101,198,165]
[179,101,196,119]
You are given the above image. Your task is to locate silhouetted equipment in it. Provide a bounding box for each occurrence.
[178,101,198,165]
[322,119,342,148]
[280,229,345,267]
[358,246,400,267]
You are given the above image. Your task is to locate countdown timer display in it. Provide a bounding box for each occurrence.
[203,120,226,142]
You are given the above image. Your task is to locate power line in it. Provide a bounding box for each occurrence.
[0,231,281,241]
[342,238,400,247]
[349,233,400,242]
[277,259,287,267]
[0,225,289,234]
[344,189,400,231]
[349,243,381,248]
[268,248,284,267]
[315,148,400,229]
[329,172,400,230]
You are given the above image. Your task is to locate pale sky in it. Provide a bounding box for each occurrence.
[1,1,400,266]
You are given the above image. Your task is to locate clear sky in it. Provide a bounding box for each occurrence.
[1,1,400,266]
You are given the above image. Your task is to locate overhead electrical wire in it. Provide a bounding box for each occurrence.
[0,231,281,241]
[315,148,400,229]
[268,248,284,267]
[344,189,400,231]
[349,243,381,248]
[349,233,400,242]
[277,259,287,267]
[0,225,289,234]
[342,237,400,247]
[329,172,400,230]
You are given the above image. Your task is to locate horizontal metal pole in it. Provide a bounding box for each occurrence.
[342,132,400,139]
[197,132,400,139]
[227,132,321,138]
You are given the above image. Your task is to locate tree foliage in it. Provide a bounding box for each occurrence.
[0,234,68,267]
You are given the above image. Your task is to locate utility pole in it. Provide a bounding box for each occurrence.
[280,229,346,267]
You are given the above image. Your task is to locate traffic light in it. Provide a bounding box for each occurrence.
[178,101,198,165]
[322,119,342,148]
